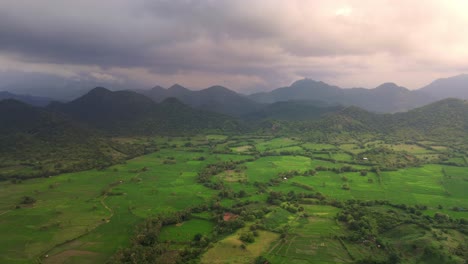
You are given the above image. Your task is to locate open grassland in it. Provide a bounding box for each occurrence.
[201,229,279,264]
[0,145,252,263]
[382,143,433,154]
[301,143,337,151]
[255,137,301,152]
[265,205,351,264]
[0,136,467,263]
[159,219,214,242]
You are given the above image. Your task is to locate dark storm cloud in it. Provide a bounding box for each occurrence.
[0,1,280,70]
[0,0,468,90]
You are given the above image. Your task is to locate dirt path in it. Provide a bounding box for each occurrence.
[100,195,114,220]
[39,193,115,262]
[43,249,99,264]
[0,210,11,216]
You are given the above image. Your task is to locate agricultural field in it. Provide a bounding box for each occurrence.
[0,136,467,263]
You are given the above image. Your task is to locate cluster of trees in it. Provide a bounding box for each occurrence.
[266,190,326,205]
[336,200,468,263]
[196,159,255,189]
[112,208,202,263]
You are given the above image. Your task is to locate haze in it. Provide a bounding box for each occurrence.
[1,0,468,92]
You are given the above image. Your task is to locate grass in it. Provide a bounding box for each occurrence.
[206,134,228,141]
[245,156,313,183]
[255,137,300,152]
[382,144,432,154]
[231,145,252,153]
[302,143,337,151]
[265,205,351,264]
[0,144,253,263]
[1,136,467,263]
[215,170,246,182]
[201,229,279,264]
[339,143,366,154]
[159,219,214,242]
[330,153,354,161]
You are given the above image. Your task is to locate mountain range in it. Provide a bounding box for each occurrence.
[2,83,468,179]
[135,84,262,117]
[2,73,468,116]
[48,87,242,135]
[4,84,468,140]
[129,74,468,115]
[249,79,435,113]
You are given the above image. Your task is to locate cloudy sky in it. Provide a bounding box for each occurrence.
[1,0,468,93]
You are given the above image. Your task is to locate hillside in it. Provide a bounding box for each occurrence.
[0,91,52,106]
[263,98,468,140]
[136,84,262,116]
[50,87,242,135]
[420,74,468,99]
[243,100,343,121]
[0,99,140,179]
[249,79,435,113]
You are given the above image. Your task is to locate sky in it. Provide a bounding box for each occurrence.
[1,0,468,93]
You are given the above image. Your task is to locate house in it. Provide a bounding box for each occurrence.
[223,212,239,221]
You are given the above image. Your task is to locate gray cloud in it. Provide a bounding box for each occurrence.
[1,0,468,91]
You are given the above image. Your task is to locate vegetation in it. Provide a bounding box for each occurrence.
[0,90,468,263]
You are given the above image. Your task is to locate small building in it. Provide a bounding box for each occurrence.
[223,212,239,221]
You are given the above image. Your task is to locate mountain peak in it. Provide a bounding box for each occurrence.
[203,85,236,94]
[87,87,111,95]
[290,78,321,87]
[151,85,165,91]
[168,84,189,91]
[375,82,408,92]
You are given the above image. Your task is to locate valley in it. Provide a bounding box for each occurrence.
[1,135,467,263]
[3,2,468,263]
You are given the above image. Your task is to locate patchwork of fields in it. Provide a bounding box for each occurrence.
[0,135,467,263]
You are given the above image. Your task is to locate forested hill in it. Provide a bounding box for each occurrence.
[261,98,468,139]
[48,87,243,135]
[242,100,344,121]
[0,99,139,179]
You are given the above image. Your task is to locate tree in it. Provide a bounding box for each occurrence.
[193,233,203,241]
[255,256,269,264]
[20,196,36,205]
[239,232,255,243]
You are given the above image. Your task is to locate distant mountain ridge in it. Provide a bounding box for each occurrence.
[420,74,468,99]
[135,84,262,117]
[0,91,53,106]
[248,79,436,113]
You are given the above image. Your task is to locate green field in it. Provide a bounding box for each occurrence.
[0,136,467,263]
[159,219,214,242]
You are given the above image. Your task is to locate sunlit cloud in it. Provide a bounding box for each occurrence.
[0,0,468,92]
